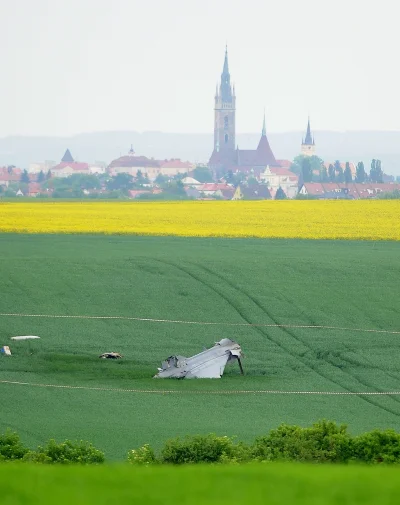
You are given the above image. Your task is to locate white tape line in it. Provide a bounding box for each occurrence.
[0,312,399,335]
[1,380,400,396]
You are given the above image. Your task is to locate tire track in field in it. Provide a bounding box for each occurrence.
[270,290,400,409]
[153,258,358,396]
[193,263,400,419]
[258,286,400,409]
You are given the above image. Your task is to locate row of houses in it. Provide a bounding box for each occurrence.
[26,147,194,180]
[299,182,400,199]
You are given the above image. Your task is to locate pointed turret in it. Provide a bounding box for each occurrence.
[220,45,233,102]
[301,117,316,156]
[262,110,266,137]
[256,112,277,166]
[61,149,74,163]
[303,117,313,145]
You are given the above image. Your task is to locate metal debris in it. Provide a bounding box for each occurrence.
[1,346,12,356]
[154,338,243,379]
[99,352,123,359]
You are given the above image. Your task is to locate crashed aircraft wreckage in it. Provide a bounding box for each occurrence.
[154,338,243,379]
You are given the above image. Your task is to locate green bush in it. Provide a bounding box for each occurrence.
[161,434,250,464]
[127,444,157,465]
[26,439,105,465]
[252,420,352,463]
[353,430,400,464]
[0,430,29,461]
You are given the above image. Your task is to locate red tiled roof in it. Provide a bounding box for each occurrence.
[303,182,400,199]
[276,159,292,170]
[159,159,193,169]
[28,183,41,194]
[128,190,150,198]
[109,156,160,169]
[198,183,232,191]
[52,162,89,171]
[269,167,298,178]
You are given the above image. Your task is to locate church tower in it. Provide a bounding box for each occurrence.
[301,117,316,156]
[214,46,236,153]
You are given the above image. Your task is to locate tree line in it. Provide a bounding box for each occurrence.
[4,420,400,465]
[292,156,385,184]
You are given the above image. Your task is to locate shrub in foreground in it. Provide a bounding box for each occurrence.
[0,430,29,461]
[24,439,105,465]
[252,420,353,463]
[160,434,250,464]
[353,430,400,464]
[127,444,157,466]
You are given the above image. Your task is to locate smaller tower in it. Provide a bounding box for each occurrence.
[301,117,316,156]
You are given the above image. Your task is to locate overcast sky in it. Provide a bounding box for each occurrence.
[1,0,399,137]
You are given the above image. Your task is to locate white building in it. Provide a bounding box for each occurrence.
[260,166,299,198]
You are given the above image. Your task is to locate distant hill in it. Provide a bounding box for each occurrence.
[1,130,400,175]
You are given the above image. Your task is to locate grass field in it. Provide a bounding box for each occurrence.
[1,234,400,460]
[1,200,400,239]
[2,463,400,505]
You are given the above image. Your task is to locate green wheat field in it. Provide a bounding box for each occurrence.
[1,234,400,462]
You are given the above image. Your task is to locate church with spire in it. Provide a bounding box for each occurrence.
[301,117,316,156]
[208,47,281,178]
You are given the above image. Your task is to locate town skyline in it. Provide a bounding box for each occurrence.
[1,0,400,138]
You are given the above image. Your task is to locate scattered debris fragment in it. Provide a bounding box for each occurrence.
[1,346,12,356]
[154,338,243,379]
[11,336,40,341]
[99,352,123,359]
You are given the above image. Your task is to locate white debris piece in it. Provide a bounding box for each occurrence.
[154,338,243,379]
[1,346,12,356]
[11,336,40,341]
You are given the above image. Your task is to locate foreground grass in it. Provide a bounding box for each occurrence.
[2,463,400,505]
[0,200,400,239]
[1,235,400,459]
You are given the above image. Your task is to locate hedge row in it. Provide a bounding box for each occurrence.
[3,420,400,465]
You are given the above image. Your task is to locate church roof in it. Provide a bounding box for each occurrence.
[303,118,314,145]
[61,149,74,163]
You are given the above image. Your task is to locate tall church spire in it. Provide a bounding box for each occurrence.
[220,45,232,102]
[301,116,316,156]
[304,117,313,145]
[262,110,266,137]
[222,45,229,75]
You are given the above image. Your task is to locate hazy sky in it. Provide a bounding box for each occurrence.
[1,0,399,137]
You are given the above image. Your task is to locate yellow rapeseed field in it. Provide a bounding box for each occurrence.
[0,200,399,240]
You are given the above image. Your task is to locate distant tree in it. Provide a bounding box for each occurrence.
[291,155,323,175]
[301,157,313,182]
[320,164,329,182]
[68,174,101,190]
[37,170,45,183]
[344,162,353,183]
[46,169,52,180]
[193,166,214,183]
[225,170,245,187]
[106,173,134,193]
[155,174,168,185]
[355,161,366,183]
[135,170,150,186]
[247,176,259,186]
[333,160,344,182]
[328,164,335,182]
[336,165,345,183]
[20,169,30,184]
[370,159,383,183]
[7,165,15,174]
[275,187,287,200]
